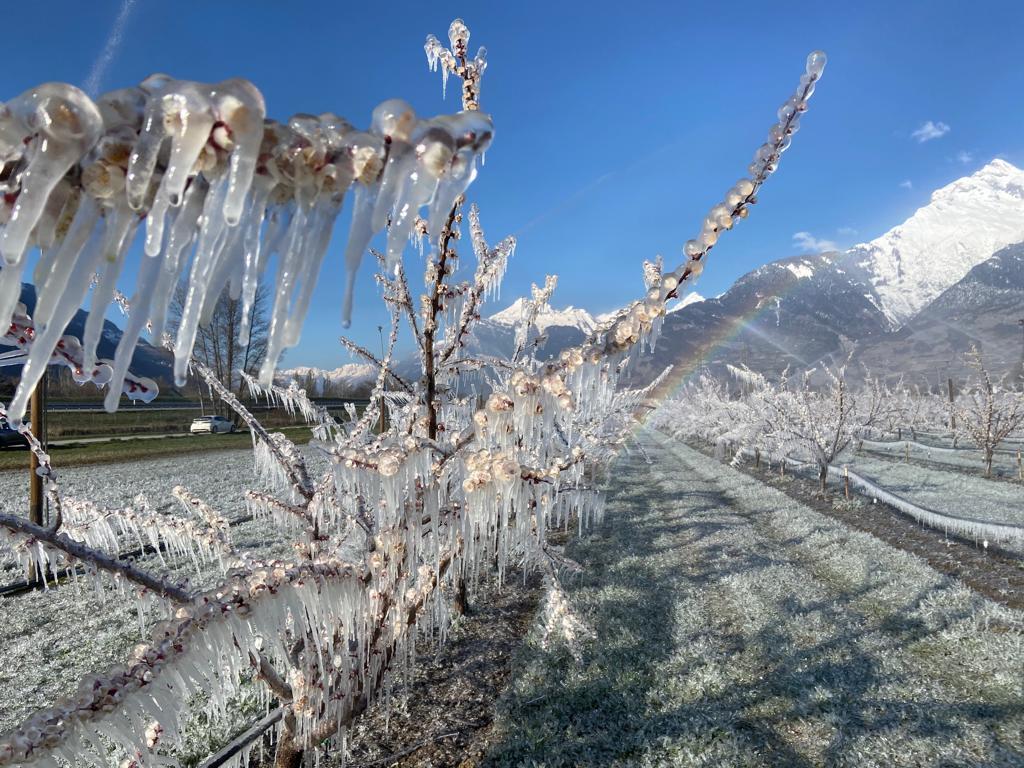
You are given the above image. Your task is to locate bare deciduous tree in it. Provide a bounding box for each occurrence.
[951,346,1024,477]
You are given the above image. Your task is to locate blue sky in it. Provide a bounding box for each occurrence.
[4,0,1024,368]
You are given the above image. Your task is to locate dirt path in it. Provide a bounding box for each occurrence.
[482,429,1024,767]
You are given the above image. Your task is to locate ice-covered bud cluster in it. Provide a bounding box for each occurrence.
[0,83,104,262]
[461,449,520,492]
[424,19,488,110]
[486,392,514,412]
[670,50,825,293]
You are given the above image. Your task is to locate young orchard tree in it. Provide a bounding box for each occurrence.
[685,362,886,492]
[757,364,887,491]
[950,346,1024,477]
[0,18,828,768]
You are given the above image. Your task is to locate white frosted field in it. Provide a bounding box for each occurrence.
[488,430,1024,766]
[3,432,1021,766]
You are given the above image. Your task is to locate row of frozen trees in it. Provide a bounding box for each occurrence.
[0,18,828,768]
[654,347,1024,483]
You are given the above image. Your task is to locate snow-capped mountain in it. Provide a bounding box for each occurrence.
[488,298,597,334]
[846,159,1024,326]
[667,292,705,313]
[277,364,378,396]
[854,242,1024,382]
[631,159,1024,386]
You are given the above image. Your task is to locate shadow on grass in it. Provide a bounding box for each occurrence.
[482,437,1024,768]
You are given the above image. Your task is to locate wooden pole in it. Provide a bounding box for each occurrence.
[948,377,956,432]
[27,371,46,583]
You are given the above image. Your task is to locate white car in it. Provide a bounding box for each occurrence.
[190,415,236,434]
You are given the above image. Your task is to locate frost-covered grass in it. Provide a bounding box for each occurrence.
[486,428,1024,767]
[858,437,1022,478]
[0,443,330,738]
[847,451,1024,527]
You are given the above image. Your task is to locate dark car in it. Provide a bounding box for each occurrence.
[0,419,29,449]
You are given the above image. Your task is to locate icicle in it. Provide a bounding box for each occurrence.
[173,172,231,386]
[6,228,106,422]
[0,83,103,264]
[81,199,139,373]
[236,179,273,345]
[219,79,267,225]
[341,183,377,328]
[148,176,208,342]
[31,196,100,330]
[104,240,164,411]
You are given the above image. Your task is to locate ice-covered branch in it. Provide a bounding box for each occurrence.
[545,50,827,371]
[0,511,192,602]
[187,353,314,499]
[0,68,494,421]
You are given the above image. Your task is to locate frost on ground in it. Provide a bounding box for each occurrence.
[485,428,1024,767]
[0,445,328,739]
[858,437,1022,479]
[847,451,1024,527]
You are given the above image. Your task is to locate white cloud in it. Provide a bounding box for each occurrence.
[911,120,950,143]
[837,226,858,236]
[956,150,974,164]
[899,179,913,189]
[792,231,838,253]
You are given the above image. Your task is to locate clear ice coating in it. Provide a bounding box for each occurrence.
[0,77,494,420]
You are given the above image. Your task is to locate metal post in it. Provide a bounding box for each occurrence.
[27,371,46,583]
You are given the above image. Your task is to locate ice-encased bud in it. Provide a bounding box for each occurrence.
[806,50,827,79]
[474,46,488,75]
[95,87,146,132]
[798,74,816,100]
[448,18,470,55]
[425,34,444,70]
[371,99,416,141]
[0,83,103,264]
[734,178,755,197]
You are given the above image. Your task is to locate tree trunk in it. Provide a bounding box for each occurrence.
[818,464,827,493]
[985,450,994,478]
[274,715,304,768]
[274,739,303,768]
[453,575,468,616]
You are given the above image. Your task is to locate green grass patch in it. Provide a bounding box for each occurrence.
[0,426,315,470]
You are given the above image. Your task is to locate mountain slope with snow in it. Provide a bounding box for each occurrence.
[845,159,1024,326]
[630,159,1024,385]
[488,298,597,334]
[277,364,378,396]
